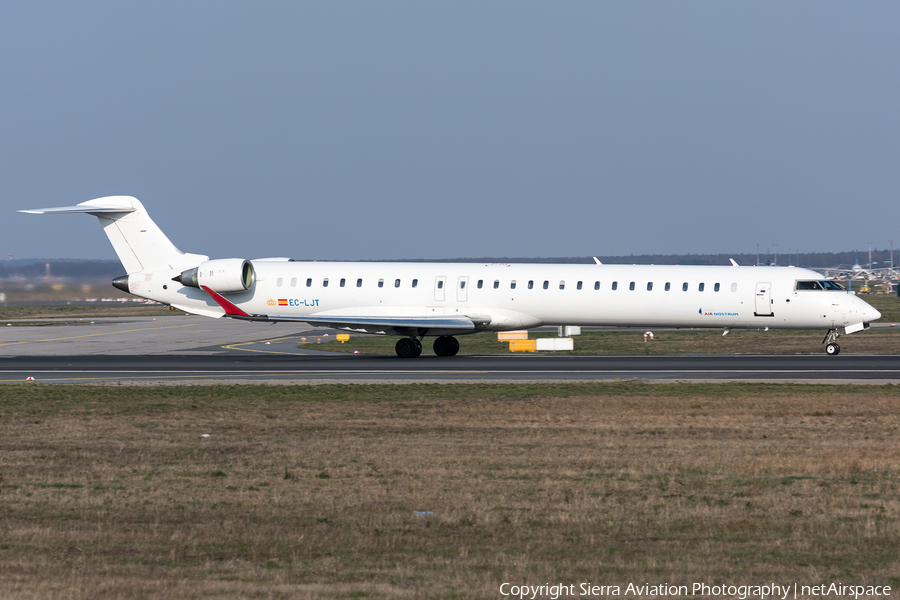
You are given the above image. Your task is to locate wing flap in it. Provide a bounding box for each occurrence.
[264,314,478,331]
[198,284,488,332]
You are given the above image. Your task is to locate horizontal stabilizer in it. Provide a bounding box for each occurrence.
[19,197,138,215]
[19,205,136,214]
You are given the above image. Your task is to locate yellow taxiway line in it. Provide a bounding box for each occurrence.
[222,335,327,356]
[0,323,199,347]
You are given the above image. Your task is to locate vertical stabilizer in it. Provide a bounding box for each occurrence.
[19,196,208,274]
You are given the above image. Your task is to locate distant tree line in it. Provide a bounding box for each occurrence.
[384,250,897,269]
[0,261,125,279]
[1,250,896,278]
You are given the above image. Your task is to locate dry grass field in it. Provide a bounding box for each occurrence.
[1,305,185,320]
[1,383,899,599]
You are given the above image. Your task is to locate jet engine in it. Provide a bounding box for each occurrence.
[174,259,255,293]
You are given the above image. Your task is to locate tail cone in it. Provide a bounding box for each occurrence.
[112,275,130,294]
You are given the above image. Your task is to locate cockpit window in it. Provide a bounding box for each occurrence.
[796,280,845,291]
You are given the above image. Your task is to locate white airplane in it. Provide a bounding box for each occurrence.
[21,196,882,357]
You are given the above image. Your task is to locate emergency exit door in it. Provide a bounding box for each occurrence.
[754,282,773,316]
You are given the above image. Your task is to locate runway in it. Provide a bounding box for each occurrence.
[2,353,900,384]
[2,316,899,384]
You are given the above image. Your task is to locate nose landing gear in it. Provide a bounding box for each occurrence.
[823,329,841,356]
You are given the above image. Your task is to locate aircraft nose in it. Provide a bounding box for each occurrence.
[864,304,881,323]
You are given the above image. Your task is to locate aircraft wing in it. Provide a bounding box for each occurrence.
[199,285,489,333]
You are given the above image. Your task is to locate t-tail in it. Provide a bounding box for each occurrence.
[18,196,209,283]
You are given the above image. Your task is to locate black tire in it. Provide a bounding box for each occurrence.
[433,336,457,357]
[825,343,840,356]
[395,338,419,358]
[433,336,460,357]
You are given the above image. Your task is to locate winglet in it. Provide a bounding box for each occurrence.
[729,258,739,267]
[593,257,602,265]
[200,285,251,317]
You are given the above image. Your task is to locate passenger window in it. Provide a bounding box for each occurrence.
[493,280,499,289]
[394,279,400,288]
[340,278,346,287]
[412,279,417,288]
[477,280,483,289]
[682,282,688,291]
[629,282,635,291]
[730,283,737,292]
[277,278,283,287]
[528,280,534,289]
[460,280,466,289]
[699,283,705,292]
[577,281,583,290]
[437,280,443,289]
[665,282,671,291]
[594,281,600,290]
[714,283,720,292]
[356,278,362,287]
[647,282,653,291]
[378,279,384,288]
[543,281,549,290]
[510,281,516,289]
[306,278,312,287]
[559,281,565,290]
[612,281,618,290]
[290,278,297,287]
[323,278,329,287]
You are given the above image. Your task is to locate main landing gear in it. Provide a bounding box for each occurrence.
[823,329,841,356]
[433,335,460,357]
[395,337,422,359]
[394,336,460,358]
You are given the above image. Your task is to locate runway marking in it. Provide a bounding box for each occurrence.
[2,369,899,376]
[0,373,320,383]
[0,324,199,347]
[222,336,321,356]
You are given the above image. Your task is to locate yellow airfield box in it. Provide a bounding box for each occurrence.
[336,334,350,343]
[498,330,529,341]
[508,340,537,352]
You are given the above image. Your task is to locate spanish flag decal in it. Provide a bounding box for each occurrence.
[278,299,288,306]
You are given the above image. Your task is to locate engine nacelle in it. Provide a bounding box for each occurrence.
[174,259,255,293]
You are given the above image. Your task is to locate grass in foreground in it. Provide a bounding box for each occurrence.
[1,383,899,599]
[0,304,186,320]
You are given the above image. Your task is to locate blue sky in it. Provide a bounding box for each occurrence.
[2,2,898,261]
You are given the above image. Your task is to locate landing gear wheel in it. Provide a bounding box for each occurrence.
[395,338,421,358]
[822,329,842,356]
[433,336,460,357]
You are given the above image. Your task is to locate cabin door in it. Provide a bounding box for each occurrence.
[457,276,469,302]
[754,282,773,316]
[434,276,446,302]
